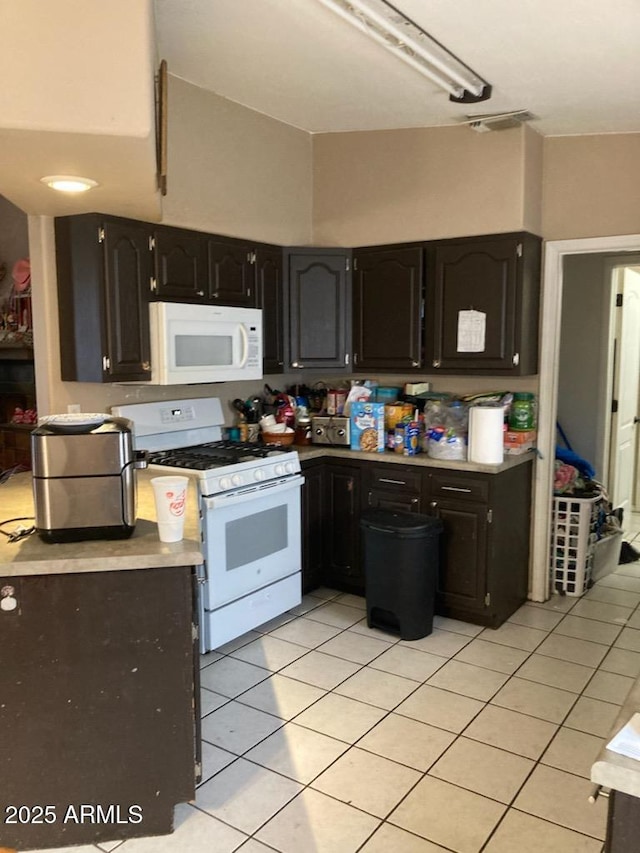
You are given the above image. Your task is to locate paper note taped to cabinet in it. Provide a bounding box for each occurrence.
[457,309,486,353]
[606,712,640,760]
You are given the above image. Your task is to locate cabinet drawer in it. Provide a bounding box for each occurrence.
[429,472,489,503]
[367,463,422,493]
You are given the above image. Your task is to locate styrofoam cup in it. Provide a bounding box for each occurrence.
[150,476,189,543]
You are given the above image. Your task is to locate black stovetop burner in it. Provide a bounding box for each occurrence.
[147,440,291,471]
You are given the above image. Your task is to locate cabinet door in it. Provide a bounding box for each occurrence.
[429,497,488,616]
[153,226,208,301]
[324,462,363,591]
[301,461,325,593]
[55,214,153,383]
[103,220,152,381]
[256,246,285,373]
[207,237,256,306]
[353,246,423,371]
[0,568,195,849]
[426,234,538,374]
[288,251,351,370]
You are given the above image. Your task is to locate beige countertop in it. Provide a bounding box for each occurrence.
[592,677,640,797]
[296,444,535,473]
[0,470,203,578]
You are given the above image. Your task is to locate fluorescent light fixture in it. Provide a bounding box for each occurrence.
[40,175,99,193]
[316,0,491,103]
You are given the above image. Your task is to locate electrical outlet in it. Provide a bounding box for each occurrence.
[67,403,81,414]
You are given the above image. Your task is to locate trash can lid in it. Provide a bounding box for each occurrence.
[360,508,443,537]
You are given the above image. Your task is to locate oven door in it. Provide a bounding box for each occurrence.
[200,475,303,609]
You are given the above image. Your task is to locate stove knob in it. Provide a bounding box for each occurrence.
[220,477,232,490]
[285,462,295,474]
[254,469,266,481]
[275,464,285,476]
[232,474,243,487]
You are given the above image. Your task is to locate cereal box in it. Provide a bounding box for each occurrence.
[350,402,385,453]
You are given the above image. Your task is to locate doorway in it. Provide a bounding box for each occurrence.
[557,254,640,513]
[531,235,640,603]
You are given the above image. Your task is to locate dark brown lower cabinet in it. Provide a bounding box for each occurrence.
[604,790,640,852]
[300,455,533,625]
[426,462,532,627]
[323,460,364,594]
[301,459,325,593]
[0,566,198,850]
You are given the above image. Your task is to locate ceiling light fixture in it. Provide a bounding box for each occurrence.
[40,175,99,193]
[315,0,491,103]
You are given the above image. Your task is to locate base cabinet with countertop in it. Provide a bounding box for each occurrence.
[301,453,532,627]
[425,463,532,626]
[0,565,198,850]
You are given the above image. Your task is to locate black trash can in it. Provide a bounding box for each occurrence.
[360,508,443,641]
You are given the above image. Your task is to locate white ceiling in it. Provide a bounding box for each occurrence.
[155,0,640,136]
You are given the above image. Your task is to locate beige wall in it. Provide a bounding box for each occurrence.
[312,124,540,246]
[542,134,640,240]
[162,77,313,245]
[0,0,154,137]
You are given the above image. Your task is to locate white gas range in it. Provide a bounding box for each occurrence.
[112,398,303,651]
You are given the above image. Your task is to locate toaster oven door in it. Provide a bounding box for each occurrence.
[33,472,135,531]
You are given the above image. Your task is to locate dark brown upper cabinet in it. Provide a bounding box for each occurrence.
[353,244,423,372]
[287,249,351,371]
[207,236,257,307]
[152,226,208,302]
[255,245,285,374]
[425,232,541,375]
[55,214,152,382]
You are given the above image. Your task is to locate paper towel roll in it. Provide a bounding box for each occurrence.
[468,405,504,464]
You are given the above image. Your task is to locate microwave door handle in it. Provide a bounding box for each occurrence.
[238,323,249,367]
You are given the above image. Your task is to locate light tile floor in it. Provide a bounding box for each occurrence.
[33,513,640,853]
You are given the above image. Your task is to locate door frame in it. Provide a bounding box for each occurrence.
[531,233,640,602]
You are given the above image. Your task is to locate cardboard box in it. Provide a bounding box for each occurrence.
[350,402,385,453]
[504,429,537,445]
[504,429,536,455]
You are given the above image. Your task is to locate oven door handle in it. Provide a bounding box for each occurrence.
[202,474,304,510]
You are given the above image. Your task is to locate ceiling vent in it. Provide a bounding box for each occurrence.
[463,110,535,132]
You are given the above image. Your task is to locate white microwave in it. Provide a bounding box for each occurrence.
[148,302,263,385]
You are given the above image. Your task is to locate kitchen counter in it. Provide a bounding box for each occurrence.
[0,470,203,577]
[591,675,640,851]
[592,676,640,796]
[1,469,200,849]
[297,444,534,474]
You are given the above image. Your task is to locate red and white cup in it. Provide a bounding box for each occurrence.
[150,476,189,542]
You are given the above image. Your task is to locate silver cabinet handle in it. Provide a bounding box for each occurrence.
[433,359,441,368]
[441,485,472,493]
[291,362,304,369]
[430,501,438,509]
[588,784,610,803]
[411,361,419,367]
[197,290,204,296]
[379,478,407,485]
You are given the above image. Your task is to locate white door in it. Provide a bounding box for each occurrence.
[609,266,640,514]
